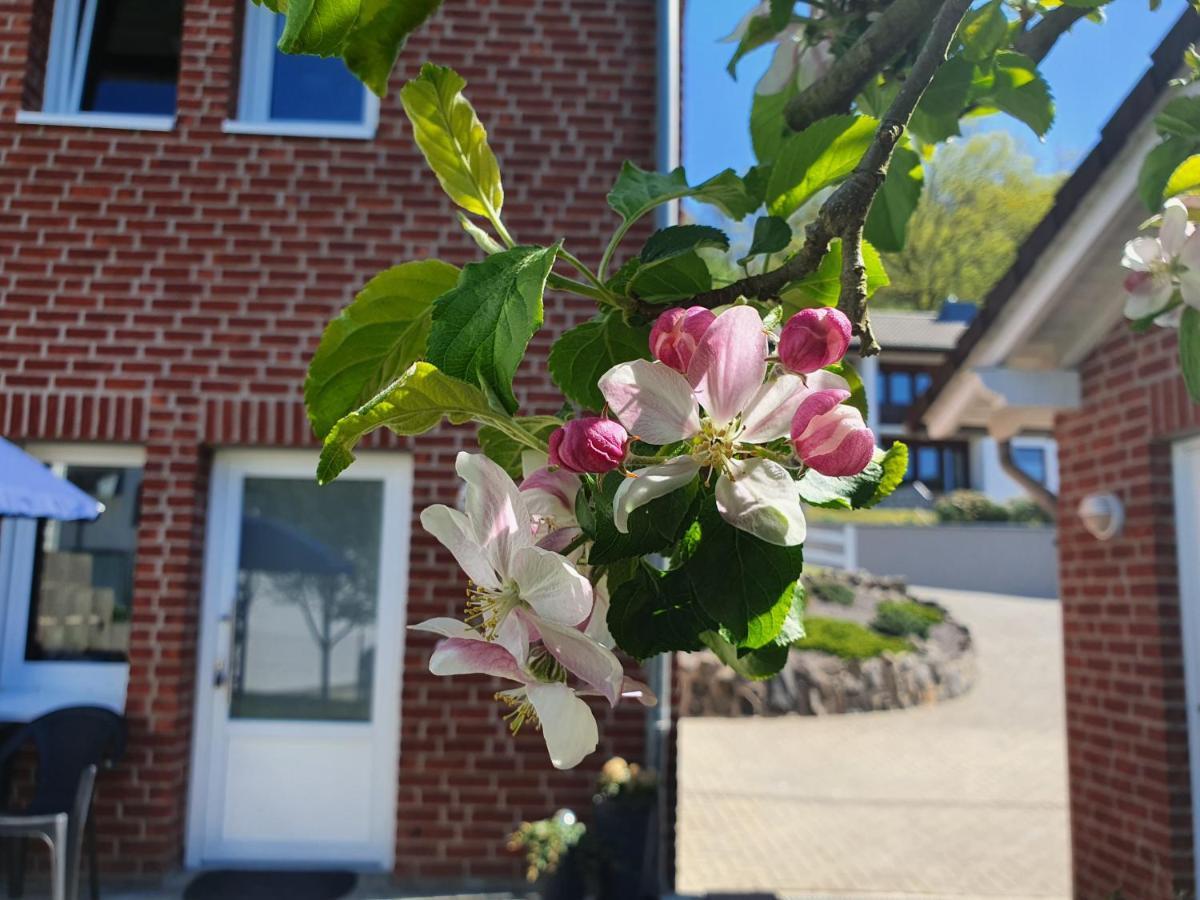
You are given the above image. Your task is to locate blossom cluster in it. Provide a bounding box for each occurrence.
[411,304,874,769]
[1122,197,1200,327]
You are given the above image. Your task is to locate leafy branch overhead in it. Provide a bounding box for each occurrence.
[269,0,1189,769]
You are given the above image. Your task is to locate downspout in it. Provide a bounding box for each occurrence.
[648,0,680,895]
[997,438,1059,521]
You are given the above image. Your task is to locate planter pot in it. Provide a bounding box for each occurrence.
[591,797,656,900]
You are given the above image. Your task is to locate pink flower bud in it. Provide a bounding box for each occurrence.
[649,306,716,373]
[778,308,852,374]
[790,389,875,477]
[548,417,628,474]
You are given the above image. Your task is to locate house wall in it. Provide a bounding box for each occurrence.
[1056,321,1200,897]
[0,0,658,884]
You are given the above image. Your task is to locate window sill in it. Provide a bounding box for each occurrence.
[15,110,175,132]
[222,119,377,140]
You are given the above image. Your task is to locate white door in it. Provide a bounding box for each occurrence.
[187,450,412,869]
[1174,435,1200,889]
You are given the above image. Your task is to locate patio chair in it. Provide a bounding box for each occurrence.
[0,707,126,900]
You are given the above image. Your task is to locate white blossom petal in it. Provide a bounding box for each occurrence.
[584,575,615,649]
[419,505,500,590]
[804,369,851,393]
[756,36,800,95]
[535,618,624,705]
[1161,198,1191,256]
[510,546,592,627]
[525,683,599,770]
[1123,236,1166,272]
[408,617,483,640]
[612,457,701,533]
[599,360,701,445]
[428,637,527,682]
[715,458,807,546]
[738,373,810,443]
[456,452,533,578]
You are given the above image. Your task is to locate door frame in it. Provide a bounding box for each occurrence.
[1173,434,1200,890]
[185,448,413,870]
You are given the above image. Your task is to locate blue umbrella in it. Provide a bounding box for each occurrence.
[0,437,103,521]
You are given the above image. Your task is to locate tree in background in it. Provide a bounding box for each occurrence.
[873,132,1063,310]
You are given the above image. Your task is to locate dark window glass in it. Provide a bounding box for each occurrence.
[268,15,363,123]
[902,440,970,493]
[1012,446,1048,484]
[26,465,141,663]
[888,372,914,406]
[915,372,933,397]
[80,0,183,115]
[917,446,941,482]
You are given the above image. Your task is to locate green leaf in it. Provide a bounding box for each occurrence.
[277,0,359,56]
[1062,0,1111,7]
[1140,137,1196,211]
[981,52,1054,138]
[1164,154,1200,200]
[1182,308,1200,403]
[580,473,699,566]
[607,566,711,659]
[427,244,561,415]
[630,253,713,303]
[866,441,910,507]
[341,0,444,96]
[780,238,888,314]
[864,146,923,253]
[727,14,784,78]
[607,163,756,226]
[738,216,792,265]
[318,362,526,483]
[769,0,794,29]
[958,0,1009,62]
[750,88,794,164]
[823,360,868,420]
[640,225,730,264]
[305,259,460,439]
[548,313,652,411]
[477,417,562,479]
[701,631,790,680]
[908,56,974,143]
[1156,96,1200,140]
[773,582,807,646]
[457,213,504,255]
[767,115,878,218]
[400,64,504,220]
[798,460,885,510]
[679,504,804,649]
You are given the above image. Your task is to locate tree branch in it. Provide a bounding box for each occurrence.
[654,0,973,356]
[784,0,946,133]
[1012,5,1091,64]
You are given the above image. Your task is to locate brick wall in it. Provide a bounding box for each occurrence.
[0,0,659,883]
[1056,322,1200,898]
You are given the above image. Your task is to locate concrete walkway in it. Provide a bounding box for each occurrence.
[675,588,1071,900]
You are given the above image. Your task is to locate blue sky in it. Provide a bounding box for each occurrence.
[683,0,1188,179]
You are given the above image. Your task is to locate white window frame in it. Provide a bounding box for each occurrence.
[0,443,145,720]
[223,2,379,140]
[16,0,177,131]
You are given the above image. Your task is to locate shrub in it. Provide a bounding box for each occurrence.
[871,600,945,639]
[793,617,911,659]
[805,506,938,526]
[507,810,586,883]
[806,573,856,606]
[934,490,1009,523]
[1008,497,1053,524]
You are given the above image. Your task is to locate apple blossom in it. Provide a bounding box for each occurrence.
[410,617,653,769]
[778,307,853,374]
[790,388,875,477]
[548,417,628,474]
[722,2,833,96]
[599,306,810,547]
[1122,197,1200,323]
[649,306,716,373]
[419,452,592,658]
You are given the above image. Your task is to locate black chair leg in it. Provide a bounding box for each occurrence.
[86,814,97,900]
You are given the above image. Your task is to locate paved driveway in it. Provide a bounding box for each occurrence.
[675,588,1070,900]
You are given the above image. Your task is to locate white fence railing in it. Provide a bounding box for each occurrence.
[804,523,858,571]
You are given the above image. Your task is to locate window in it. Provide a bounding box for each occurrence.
[28,0,182,127]
[1012,445,1048,485]
[228,3,378,139]
[26,463,141,662]
[876,365,938,424]
[902,440,969,493]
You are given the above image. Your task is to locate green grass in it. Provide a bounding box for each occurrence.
[806,574,856,606]
[793,617,911,659]
[871,600,946,639]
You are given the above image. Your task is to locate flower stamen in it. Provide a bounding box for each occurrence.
[496,691,540,735]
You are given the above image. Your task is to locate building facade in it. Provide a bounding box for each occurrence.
[0,0,660,885]
[917,11,1200,895]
